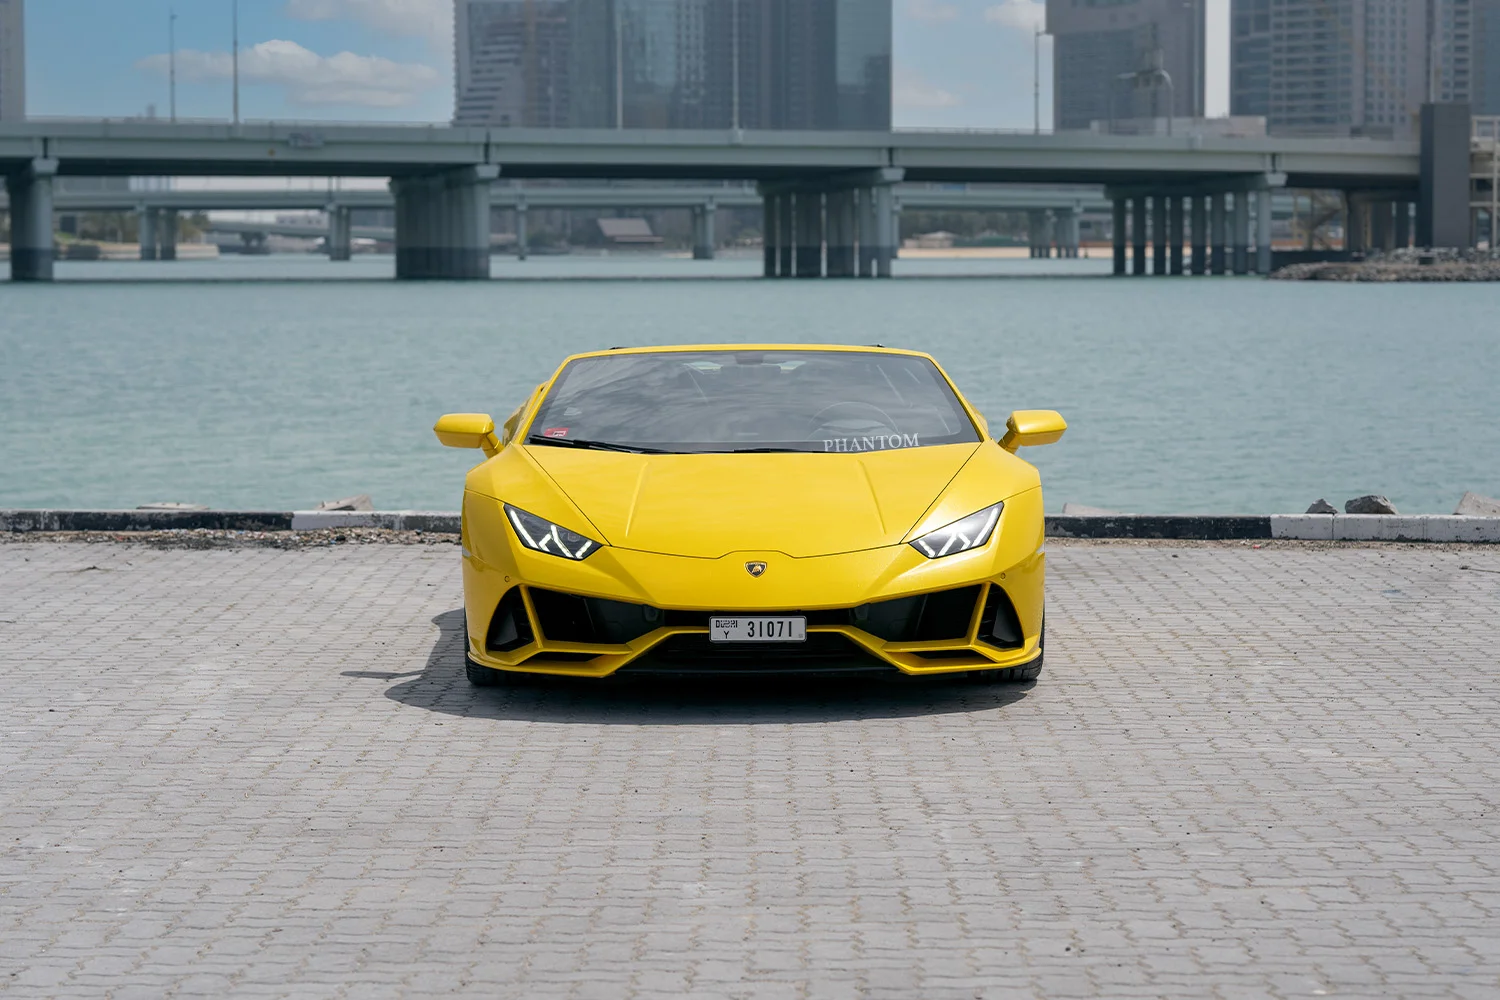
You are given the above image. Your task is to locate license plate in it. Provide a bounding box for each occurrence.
[709,617,807,642]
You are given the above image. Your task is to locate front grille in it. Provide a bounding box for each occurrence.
[657,586,982,643]
[856,586,982,642]
[530,588,661,644]
[623,632,895,676]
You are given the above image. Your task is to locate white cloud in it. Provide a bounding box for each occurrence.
[893,67,961,110]
[904,0,960,22]
[984,0,1045,31]
[137,40,442,109]
[284,0,453,50]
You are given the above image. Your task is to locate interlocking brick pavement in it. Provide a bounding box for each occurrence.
[1,538,1498,999]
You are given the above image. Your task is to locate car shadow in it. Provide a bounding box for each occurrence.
[373,609,1034,725]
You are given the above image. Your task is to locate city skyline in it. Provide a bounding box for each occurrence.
[13,0,1241,129]
[453,0,891,131]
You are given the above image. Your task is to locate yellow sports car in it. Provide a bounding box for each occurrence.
[434,345,1065,685]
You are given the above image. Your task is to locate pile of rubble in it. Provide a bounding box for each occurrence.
[1271,248,1500,282]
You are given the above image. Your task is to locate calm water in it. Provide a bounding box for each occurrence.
[1,253,1496,514]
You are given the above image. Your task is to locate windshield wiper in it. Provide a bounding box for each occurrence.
[526,436,673,455]
[711,447,803,454]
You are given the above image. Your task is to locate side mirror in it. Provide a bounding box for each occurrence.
[999,410,1067,453]
[434,413,501,457]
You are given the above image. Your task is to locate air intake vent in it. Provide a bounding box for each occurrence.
[978,585,1024,648]
[486,588,534,652]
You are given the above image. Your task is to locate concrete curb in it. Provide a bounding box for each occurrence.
[1270,513,1500,542]
[1046,515,1271,540]
[0,509,295,532]
[3,510,1498,542]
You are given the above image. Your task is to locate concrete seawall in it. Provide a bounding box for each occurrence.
[4,509,1498,542]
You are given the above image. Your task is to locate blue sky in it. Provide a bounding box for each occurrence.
[24,0,1229,128]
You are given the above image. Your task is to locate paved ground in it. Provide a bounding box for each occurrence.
[2,538,1499,1000]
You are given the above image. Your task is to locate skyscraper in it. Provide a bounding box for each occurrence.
[1231,0,1488,137]
[1046,0,1207,132]
[1478,0,1500,113]
[453,0,890,130]
[0,0,23,121]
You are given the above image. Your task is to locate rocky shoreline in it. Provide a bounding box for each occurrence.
[1271,248,1500,282]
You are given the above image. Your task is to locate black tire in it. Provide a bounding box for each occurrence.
[465,655,511,687]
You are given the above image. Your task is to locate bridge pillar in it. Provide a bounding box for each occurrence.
[1418,102,1473,248]
[328,206,352,261]
[1054,209,1078,258]
[514,202,528,261]
[1151,196,1168,275]
[873,183,899,278]
[1344,195,1366,254]
[1210,193,1227,275]
[1131,197,1147,275]
[393,166,497,280]
[1112,199,1127,275]
[1189,196,1207,275]
[794,191,823,278]
[777,194,795,277]
[761,193,778,276]
[1169,196,1185,275]
[1255,189,1273,273]
[825,190,856,277]
[138,206,158,261]
[1371,200,1394,252]
[1027,211,1045,258]
[692,202,716,260]
[1394,200,1412,248]
[6,159,58,282]
[158,210,179,262]
[1231,193,1250,275]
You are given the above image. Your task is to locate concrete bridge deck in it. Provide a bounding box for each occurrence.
[2,537,1497,998]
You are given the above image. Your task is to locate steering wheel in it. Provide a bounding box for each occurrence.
[807,401,901,436]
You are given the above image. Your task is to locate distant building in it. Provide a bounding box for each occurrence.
[1046,0,1207,132]
[1481,0,1500,114]
[0,0,23,121]
[1231,0,1491,137]
[453,0,891,130]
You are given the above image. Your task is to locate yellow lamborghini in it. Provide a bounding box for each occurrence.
[434,345,1065,685]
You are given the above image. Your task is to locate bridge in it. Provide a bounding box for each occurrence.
[9,182,1111,260]
[0,114,1468,282]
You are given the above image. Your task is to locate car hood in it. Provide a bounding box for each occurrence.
[522,443,983,558]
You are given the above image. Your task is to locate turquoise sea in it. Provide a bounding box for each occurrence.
[1,253,1496,514]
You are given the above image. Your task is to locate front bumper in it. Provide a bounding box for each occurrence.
[460,490,1046,678]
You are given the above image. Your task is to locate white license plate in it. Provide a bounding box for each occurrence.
[709,617,807,642]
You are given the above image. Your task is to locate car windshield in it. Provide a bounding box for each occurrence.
[526,350,980,454]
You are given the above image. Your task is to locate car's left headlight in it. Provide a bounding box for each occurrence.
[909,502,1003,558]
[504,504,601,560]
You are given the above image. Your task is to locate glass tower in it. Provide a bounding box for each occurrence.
[454,0,891,130]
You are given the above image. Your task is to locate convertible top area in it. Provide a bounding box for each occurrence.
[526,345,981,456]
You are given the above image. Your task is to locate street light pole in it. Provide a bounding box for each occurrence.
[232,0,240,125]
[1033,25,1041,134]
[169,7,178,123]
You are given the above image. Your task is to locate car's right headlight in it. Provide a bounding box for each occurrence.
[504,504,601,560]
[909,502,1003,558]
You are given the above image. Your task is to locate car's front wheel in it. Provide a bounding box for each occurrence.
[465,655,513,687]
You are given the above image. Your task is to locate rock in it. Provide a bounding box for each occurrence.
[316,494,374,512]
[1061,503,1120,516]
[135,502,210,511]
[1454,491,1500,517]
[1305,498,1338,514]
[1345,495,1398,515]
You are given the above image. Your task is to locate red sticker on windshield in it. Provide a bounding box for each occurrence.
[543,427,569,438]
